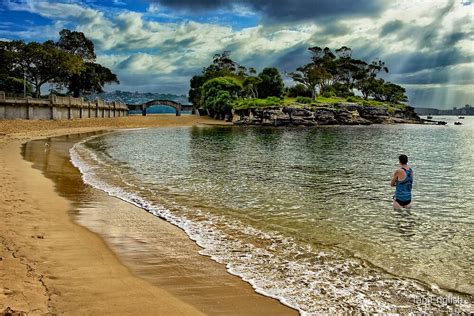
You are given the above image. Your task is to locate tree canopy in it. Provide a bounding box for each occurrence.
[288,46,403,102]
[0,29,118,97]
[200,76,243,115]
[188,47,408,119]
[188,51,286,117]
[257,67,284,99]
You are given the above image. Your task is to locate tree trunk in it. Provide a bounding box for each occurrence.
[35,85,41,98]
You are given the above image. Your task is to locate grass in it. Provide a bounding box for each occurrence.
[233,97,282,110]
[233,95,407,111]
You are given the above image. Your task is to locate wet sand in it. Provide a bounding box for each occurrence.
[0,116,296,315]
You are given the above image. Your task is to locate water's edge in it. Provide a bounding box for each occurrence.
[69,134,303,313]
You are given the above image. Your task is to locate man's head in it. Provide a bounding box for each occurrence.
[399,154,408,165]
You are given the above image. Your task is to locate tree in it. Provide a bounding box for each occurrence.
[288,63,331,100]
[67,62,119,97]
[356,77,380,100]
[354,59,389,100]
[243,76,262,98]
[380,82,408,103]
[290,46,400,102]
[16,41,84,97]
[55,29,118,97]
[188,75,207,107]
[0,76,32,95]
[57,29,96,62]
[257,67,284,98]
[286,84,312,98]
[189,51,251,108]
[367,59,389,78]
[200,76,242,116]
[0,40,35,95]
[203,51,243,78]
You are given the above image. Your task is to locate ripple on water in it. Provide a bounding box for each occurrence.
[70,123,474,313]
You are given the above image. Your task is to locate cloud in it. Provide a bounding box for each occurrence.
[385,48,473,74]
[391,63,474,85]
[1,0,472,107]
[380,20,404,37]
[148,0,386,22]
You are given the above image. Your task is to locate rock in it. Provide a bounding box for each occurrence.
[232,102,421,126]
[314,108,338,125]
[290,117,316,126]
[358,106,389,123]
[283,107,313,117]
[336,109,371,125]
[233,118,251,125]
[334,102,360,111]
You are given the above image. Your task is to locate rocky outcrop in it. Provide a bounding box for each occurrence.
[234,103,421,126]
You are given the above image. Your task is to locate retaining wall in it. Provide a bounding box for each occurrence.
[0,91,128,120]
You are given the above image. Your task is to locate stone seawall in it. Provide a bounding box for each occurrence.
[234,103,422,126]
[0,91,128,120]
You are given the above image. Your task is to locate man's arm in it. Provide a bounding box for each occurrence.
[390,170,399,187]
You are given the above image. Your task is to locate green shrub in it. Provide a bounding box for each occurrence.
[295,96,313,104]
[346,96,360,103]
[233,96,283,110]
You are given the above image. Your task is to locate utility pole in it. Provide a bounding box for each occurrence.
[23,71,26,98]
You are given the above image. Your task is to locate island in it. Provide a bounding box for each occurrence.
[189,48,422,126]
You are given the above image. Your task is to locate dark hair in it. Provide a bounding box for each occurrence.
[399,154,408,164]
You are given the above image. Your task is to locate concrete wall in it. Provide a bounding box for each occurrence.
[0,91,129,120]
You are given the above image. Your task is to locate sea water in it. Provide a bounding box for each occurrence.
[70,118,474,314]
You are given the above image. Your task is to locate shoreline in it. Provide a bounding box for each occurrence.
[0,116,296,315]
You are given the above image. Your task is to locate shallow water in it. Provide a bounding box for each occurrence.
[71,118,474,314]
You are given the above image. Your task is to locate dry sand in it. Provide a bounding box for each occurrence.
[0,116,296,315]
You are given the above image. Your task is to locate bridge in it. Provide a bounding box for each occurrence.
[127,99,194,116]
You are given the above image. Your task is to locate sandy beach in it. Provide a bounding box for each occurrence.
[0,116,296,315]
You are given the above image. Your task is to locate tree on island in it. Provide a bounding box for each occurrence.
[288,63,332,100]
[286,84,312,98]
[189,51,286,117]
[288,46,405,102]
[256,67,284,99]
[189,51,255,110]
[200,76,242,119]
[188,47,408,120]
[243,76,262,98]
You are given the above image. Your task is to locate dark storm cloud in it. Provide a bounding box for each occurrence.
[385,48,471,75]
[393,66,474,85]
[320,21,351,37]
[270,44,313,71]
[443,32,469,46]
[380,20,404,37]
[148,0,386,22]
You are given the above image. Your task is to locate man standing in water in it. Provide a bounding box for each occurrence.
[390,154,413,209]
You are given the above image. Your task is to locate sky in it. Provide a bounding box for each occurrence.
[0,0,473,108]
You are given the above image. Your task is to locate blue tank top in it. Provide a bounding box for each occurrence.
[395,167,413,201]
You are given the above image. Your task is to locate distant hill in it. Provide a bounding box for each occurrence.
[85,90,190,105]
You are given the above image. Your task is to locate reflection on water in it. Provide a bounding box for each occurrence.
[70,120,474,314]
